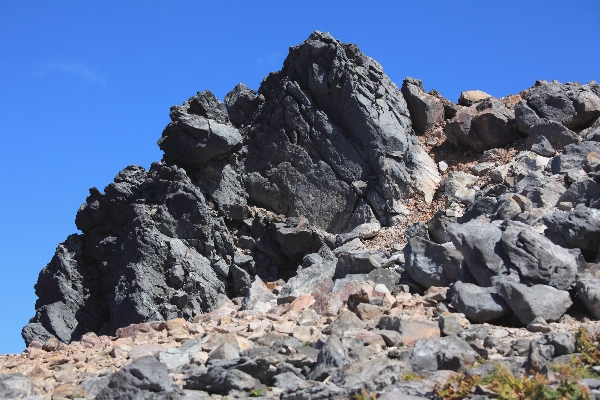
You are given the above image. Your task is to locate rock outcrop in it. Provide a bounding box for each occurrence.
[22,31,442,346]
[17,32,600,400]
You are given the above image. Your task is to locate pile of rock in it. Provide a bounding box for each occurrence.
[3,279,600,399]
[6,30,600,399]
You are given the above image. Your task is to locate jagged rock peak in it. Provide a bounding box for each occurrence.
[243,31,441,232]
[22,31,454,347]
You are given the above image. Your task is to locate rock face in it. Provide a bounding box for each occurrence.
[23,164,229,345]
[23,31,441,345]
[245,31,440,230]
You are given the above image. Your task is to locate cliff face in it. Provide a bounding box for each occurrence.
[22,31,600,348]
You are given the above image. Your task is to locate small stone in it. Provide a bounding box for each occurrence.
[531,135,556,157]
[527,317,551,333]
[438,161,449,172]
[292,326,313,343]
[42,338,63,352]
[208,342,239,362]
[439,315,463,336]
[356,303,385,321]
[128,344,167,360]
[558,202,573,211]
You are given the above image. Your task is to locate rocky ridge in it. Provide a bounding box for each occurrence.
[4,31,600,399]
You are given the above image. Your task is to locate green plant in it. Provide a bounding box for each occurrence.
[434,374,478,400]
[303,341,314,347]
[352,390,376,400]
[576,328,600,366]
[402,372,421,381]
[551,360,597,380]
[250,388,266,397]
[544,379,589,400]
[434,363,590,400]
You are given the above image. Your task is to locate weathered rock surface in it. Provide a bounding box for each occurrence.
[404,237,463,288]
[410,335,478,372]
[498,281,573,325]
[450,281,510,323]
[445,98,520,152]
[401,77,444,134]
[515,80,600,132]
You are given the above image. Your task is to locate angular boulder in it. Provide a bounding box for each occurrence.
[410,335,478,372]
[501,222,577,290]
[158,90,243,170]
[516,80,600,131]
[544,206,600,252]
[445,98,520,152]
[497,281,572,325]
[525,119,580,151]
[403,236,464,288]
[401,77,444,134]
[447,219,511,287]
[576,274,600,319]
[450,281,510,323]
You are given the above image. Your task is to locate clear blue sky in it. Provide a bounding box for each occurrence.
[1,0,598,354]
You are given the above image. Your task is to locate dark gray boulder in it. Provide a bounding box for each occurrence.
[460,197,498,223]
[401,77,444,134]
[334,250,381,279]
[559,177,600,208]
[96,355,180,400]
[158,91,242,170]
[223,369,258,393]
[307,334,351,381]
[518,80,600,131]
[525,119,580,151]
[450,281,510,323]
[224,83,263,127]
[544,206,600,253]
[497,280,572,325]
[447,219,511,287]
[515,174,566,209]
[530,135,556,156]
[501,222,577,290]
[427,210,457,244]
[551,141,600,175]
[515,100,541,134]
[403,236,464,288]
[410,335,478,372]
[576,274,600,319]
[541,332,576,357]
[445,98,520,152]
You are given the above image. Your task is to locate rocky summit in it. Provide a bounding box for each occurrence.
[3,31,600,399]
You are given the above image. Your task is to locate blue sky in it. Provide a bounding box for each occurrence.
[0,0,598,354]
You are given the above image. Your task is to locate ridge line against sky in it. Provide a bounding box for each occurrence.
[0,0,599,354]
